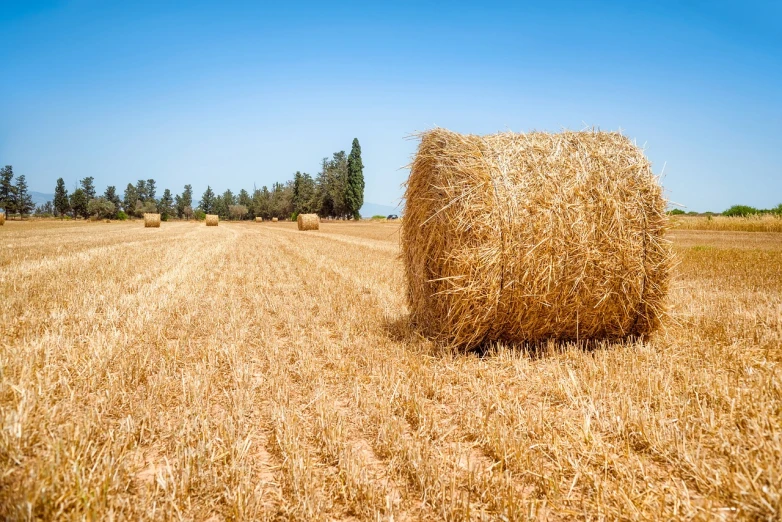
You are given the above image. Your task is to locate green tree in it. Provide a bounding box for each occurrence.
[104,186,122,213]
[70,188,89,219]
[123,183,139,215]
[54,178,70,218]
[0,165,14,215]
[159,188,174,219]
[176,184,193,218]
[80,176,96,200]
[254,186,271,219]
[229,204,248,220]
[15,174,34,218]
[215,189,233,219]
[238,189,251,218]
[200,186,216,213]
[136,180,148,202]
[723,205,758,217]
[345,138,365,219]
[87,197,116,219]
[146,179,157,202]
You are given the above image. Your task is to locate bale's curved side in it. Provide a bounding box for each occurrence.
[205,214,219,226]
[144,213,161,228]
[297,213,320,231]
[401,128,672,348]
[272,217,278,222]
[256,217,263,222]
[0,213,5,226]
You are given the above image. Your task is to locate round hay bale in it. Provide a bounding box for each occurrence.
[205,214,219,226]
[255,217,263,222]
[402,128,672,348]
[0,212,5,226]
[271,217,278,222]
[297,213,319,231]
[144,213,161,228]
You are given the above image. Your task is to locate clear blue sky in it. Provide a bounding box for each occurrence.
[1,1,780,212]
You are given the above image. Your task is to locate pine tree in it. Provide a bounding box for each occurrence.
[54,178,70,218]
[176,184,193,218]
[70,189,89,219]
[146,179,157,202]
[136,180,148,202]
[159,189,174,219]
[0,165,14,215]
[200,186,216,213]
[345,138,365,219]
[123,183,138,215]
[80,176,96,200]
[15,174,34,218]
[103,186,122,213]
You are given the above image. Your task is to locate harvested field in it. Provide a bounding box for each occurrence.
[1,220,780,520]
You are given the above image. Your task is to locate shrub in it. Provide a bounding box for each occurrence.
[723,205,758,217]
[372,215,386,220]
[116,211,128,220]
[667,209,686,215]
[195,210,206,221]
[291,212,299,222]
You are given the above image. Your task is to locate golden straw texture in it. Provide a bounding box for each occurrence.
[256,217,263,222]
[143,213,161,228]
[0,213,5,226]
[402,128,672,348]
[272,217,278,222]
[205,214,218,226]
[297,213,320,231]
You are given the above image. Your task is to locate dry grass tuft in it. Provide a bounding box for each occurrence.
[143,213,161,228]
[297,213,319,231]
[205,214,218,226]
[402,128,673,348]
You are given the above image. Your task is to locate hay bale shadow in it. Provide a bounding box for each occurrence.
[383,314,643,360]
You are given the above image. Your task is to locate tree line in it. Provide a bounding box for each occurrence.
[2,138,365,221]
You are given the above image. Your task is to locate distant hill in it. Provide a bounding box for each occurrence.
[31,192,54,206]
[359,202,402,218]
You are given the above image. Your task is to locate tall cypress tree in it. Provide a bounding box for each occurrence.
[54,178,70,218]
[345,138,365,220]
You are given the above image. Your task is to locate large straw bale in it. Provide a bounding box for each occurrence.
[205,214,219,226]
[144,213,161,228]
[402,128,672,348]
[297,213,320,231]
[256,217,263,222]
[272,217,278,222]
[0,212,5,225]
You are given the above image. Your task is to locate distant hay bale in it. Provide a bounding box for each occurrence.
[272,217,278,222]
[297,213,319,231]
[144,213,161,228]
[256,217,263,222]
[0,213,5,226]
[205,214,219,226]
[402,128,672,348]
